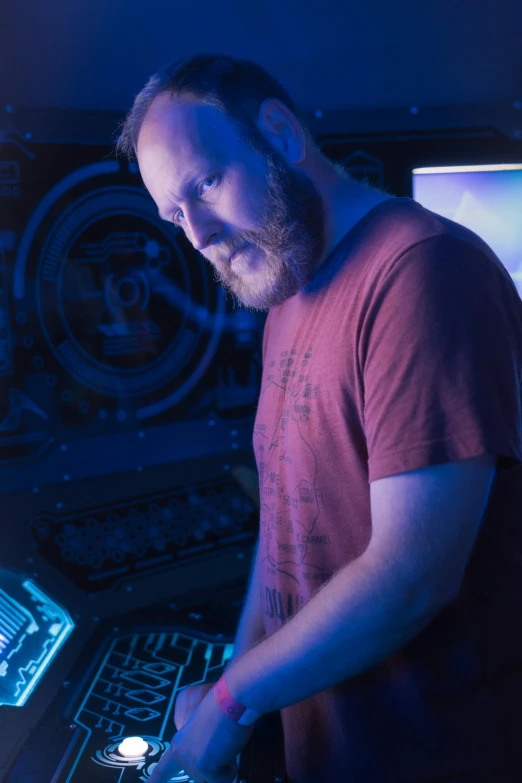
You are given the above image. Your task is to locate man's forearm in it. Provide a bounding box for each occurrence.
[227,536,265,664]
[226,550,448,715]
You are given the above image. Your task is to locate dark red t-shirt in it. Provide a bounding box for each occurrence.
[253,197,522,782]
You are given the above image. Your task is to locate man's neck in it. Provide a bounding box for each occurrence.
[318,178,393,269]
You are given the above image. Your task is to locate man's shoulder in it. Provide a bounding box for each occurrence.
[369,197,494,260]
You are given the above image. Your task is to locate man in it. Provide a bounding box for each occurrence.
[118,54,522,782]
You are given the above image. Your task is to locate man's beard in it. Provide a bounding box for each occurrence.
[210,143,326,311]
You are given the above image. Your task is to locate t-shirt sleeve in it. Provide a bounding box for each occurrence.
[362,234,522,482]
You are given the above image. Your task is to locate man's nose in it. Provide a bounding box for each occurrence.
[186,212,221,252]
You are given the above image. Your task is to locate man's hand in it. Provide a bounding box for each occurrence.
[174,682,215,730]
[148,685,254,783]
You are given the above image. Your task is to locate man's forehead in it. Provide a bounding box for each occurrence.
[140,94,237,161]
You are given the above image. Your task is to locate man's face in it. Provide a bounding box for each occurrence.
[137,95,325,311]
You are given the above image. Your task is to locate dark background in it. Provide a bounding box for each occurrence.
[0,1,521,780]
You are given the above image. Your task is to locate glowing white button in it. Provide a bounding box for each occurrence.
[118,736,148,758]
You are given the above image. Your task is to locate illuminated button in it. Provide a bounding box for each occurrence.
[118,736,148,758]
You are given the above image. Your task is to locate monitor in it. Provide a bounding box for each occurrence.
[412,163,522,294]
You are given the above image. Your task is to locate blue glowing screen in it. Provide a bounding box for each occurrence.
[412,164,522,295]
[0,567,74,707]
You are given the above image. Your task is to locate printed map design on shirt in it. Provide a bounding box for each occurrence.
[254,342,331,584]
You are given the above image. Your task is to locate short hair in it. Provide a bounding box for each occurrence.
[116,53,312,160]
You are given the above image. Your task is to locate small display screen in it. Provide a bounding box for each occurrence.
[0,568,74,707]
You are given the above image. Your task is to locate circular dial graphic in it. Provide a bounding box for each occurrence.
[14,163,226,421]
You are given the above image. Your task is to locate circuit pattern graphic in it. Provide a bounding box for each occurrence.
[60,630,234,782]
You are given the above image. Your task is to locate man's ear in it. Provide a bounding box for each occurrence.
[257,99,305,164]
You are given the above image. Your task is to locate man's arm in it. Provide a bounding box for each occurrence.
[227,534,265,665]
[225,454,496,715]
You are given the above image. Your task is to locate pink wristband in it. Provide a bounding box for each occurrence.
[213,673,260,726]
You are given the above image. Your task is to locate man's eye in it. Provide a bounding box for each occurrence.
[201,176,217,193]
[172,177,218,225]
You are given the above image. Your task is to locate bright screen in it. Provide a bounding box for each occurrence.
[0,568,74,707]
[412,164,522,295]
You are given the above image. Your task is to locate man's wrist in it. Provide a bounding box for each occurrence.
[214,672,261,726]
